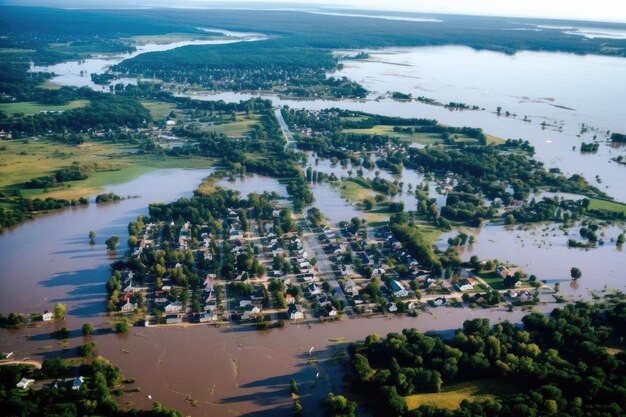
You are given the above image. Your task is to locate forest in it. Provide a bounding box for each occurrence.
[0,356,183,417]
[345,299,626,417]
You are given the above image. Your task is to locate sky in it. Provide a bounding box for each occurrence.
[3,0,626,23]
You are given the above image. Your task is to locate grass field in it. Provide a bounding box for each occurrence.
[338,179,377,201]
[342,125,504,145]
[128,33,219,45]
[205,115,259,137]
[141,100,177,120]
[0,138,213,200]
[0,100,90,116]
[588,198,626,215]
[405,379,517,410]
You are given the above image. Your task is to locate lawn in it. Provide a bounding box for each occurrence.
[0,138,213,200]
[338,179,377,201]
[405,379,517,410]
[140,100,177,120]
[341,125,504,145]
[0,100,90,116]
[205,116,259,137]
[588,198,626,215]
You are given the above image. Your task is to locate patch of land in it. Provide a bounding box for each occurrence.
[0,138,213,200]
[588,198,626,215]
[0,100,90,116]
[342,125,504,145]
[205,115,260,137]
[140,100,177,120]
[405,379,518,410]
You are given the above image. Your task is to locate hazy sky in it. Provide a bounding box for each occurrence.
[3,0,626,23]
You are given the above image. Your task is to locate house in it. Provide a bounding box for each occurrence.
[308,283,321,295]
[455,278,475,292]
[120,301,137,313]
[42,310,54,321]
[344,279,359,297]
[358,252,371,265]
[165,314,182,324]
[285,294,296,305]
[327,307,338,317]
[433,297,447,306]
[386,302,398,313]
[164,301,183,313]
[272,209,281,217]
[197,312,217,323]
[17,378,35,390]
[302,273,315,282]
[496,265,513,278]
[241,305,262,321]
[373,267,386,276]
[390,280,408,297]
[239,298,253,308]
[288,304,304,320]
[72,376,84,391]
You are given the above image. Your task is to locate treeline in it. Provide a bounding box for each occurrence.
[348,300,626,417]
[0,94,152,137]
[0,356,183,417]
[115,40,367,98]
[0,195,88,233]
[406,143,604,201]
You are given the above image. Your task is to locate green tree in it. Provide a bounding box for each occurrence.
[115,320,129,333]
[88,230,96,244]
[53,302,66,319]
[82,322,94,335]
[105,236,120,251]
[78,342,96,357]
[570,267,582,280]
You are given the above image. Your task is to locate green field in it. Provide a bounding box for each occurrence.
[588,198,626,215]
[0,138,213,200]
[405,379,517,410]
[0,100,90,115]
[141,100,177,119]
[338,179,378,201]
[128,33,219,45]
[342,125,504,145]
[205,115,259,137]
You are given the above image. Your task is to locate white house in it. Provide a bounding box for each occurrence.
[386,302,398,313]
[164,301,183,313]
[241,305,262,321]
[288,304,304,320]
[120,301,137,313]
[17,378,35,390]
[455,278,474,292]
[390,280,408,297]
[42,310,54,321]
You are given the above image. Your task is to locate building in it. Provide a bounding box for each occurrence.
[72,376,84,391]
[42,310,53,321]
[164,301,183,313]
[390,280,408,297]
[386,302,398,313]
[455,278,475,292]
[241,305,262,321]
[165,314,183,324]
[17,378,35,390]
[288,304,304,320]
[120,300,137,313]
[197,312,217,323]
[496,265,513,278]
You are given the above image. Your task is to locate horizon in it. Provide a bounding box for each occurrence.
[1,0,626,24]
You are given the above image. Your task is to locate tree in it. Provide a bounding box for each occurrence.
[105,236,120,251]
[570,267,582,280]
[54,303,66,320]
[82,322,94,335]
[78,342,96,357]
[293,399,303,417]
[88,230,96,244]
[617,233,625,247]
[115,320,129,333]
[290,378,299,395]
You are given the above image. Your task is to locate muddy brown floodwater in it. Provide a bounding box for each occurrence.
[1,304,537,417]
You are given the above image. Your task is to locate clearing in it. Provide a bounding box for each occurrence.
[0,100,90,116]
[405,379,517,410]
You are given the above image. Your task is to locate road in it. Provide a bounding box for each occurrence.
[299,218,353,316]
[274,107,295,150]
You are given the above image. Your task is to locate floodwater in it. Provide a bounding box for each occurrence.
[30,30,267,91]
[190,46,626,203]
[217,174,288,198]
[437,221,625,296]
[0,168,213,326]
